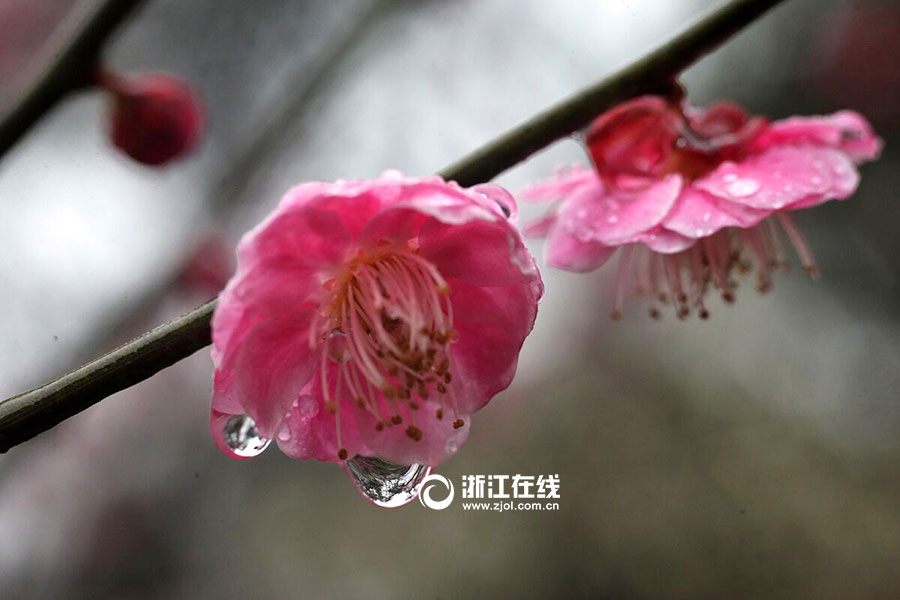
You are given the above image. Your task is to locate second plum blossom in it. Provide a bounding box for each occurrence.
[524,95,881,318]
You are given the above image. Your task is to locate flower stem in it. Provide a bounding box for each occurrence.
[0,0,788,452]
[0,0,146,161]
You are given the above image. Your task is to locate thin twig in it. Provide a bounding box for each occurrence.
[0,0,147,161]
[0,0,788,452]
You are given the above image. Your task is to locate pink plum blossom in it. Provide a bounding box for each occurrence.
[524,95,881,318]
[210,172,542,471]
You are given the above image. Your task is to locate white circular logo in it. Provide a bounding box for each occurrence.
[417,473,454,510]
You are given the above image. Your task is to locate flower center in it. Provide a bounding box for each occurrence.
[310,246,463,459]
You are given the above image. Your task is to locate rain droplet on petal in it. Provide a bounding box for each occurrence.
[725,178,760,198]
[223,414,271,458]
[344,455,431,508]
[277,424,292,442]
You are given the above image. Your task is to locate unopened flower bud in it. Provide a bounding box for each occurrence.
[103,71,203,166]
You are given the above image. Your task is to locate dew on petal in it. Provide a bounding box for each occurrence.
[344,455,432,508]
[223,414,271,458]
[725,178,761,197]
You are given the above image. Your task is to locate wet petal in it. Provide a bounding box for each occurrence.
[662,186,769,238]
[749,110,882,162]
[633,227,695,254]
[446,276,541,415]
[418,215,537,287]
[695,146,860,210]
[557,174,682,245]
[229,307,317,436]
[545,224,616,272]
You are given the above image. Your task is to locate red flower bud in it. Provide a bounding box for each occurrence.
[104,72,203,166]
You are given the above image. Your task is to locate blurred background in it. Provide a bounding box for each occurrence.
[1,0,899,598]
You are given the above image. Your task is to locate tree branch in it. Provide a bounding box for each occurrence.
[0,0,788,452]
[0,0,147,161]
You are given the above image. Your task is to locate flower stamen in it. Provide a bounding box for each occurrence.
[313,248,458,451]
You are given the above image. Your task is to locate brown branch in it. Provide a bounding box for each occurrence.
[0,0,788,452]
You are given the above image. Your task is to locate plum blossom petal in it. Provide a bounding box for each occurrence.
[277,386,372,463]
[662,187,768,238]
[749,110,882,161]
[586,95,679,179]
[352,396,471,467]
[443,277,541,414]
[557,174,682,245]
[545,224,616,271]
[633,227,695,254]
[418,216,537,287]
[695,146,860,210]
[230,309,318,435]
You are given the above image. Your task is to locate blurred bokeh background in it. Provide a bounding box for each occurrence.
[1,0,899,598]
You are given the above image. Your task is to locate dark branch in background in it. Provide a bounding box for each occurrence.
[439,0,783,186]
[0,0,147,161]
[0,0,788,452]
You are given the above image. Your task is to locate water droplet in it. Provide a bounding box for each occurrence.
[344,455,431,508]
[725,178,760,197]
[701,212,712,223]
[223,414,271,458]
[607,215,619,224]
[327,329,350,363]
[277,424,292,442]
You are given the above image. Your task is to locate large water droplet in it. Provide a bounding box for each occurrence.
[223,414,271,458]
[344,455,431,508]
[725,178,760,197]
